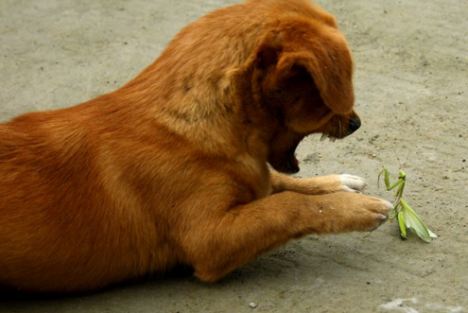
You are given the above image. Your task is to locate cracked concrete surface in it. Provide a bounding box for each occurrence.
[1,0,467,312]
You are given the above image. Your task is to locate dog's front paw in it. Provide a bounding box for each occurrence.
[317,192,393,233]
[339,174,366,193]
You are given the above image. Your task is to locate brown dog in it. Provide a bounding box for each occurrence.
[0,0,391,293]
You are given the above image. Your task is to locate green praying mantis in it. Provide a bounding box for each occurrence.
[378,167,437,243]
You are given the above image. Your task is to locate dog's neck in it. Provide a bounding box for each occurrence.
[108,17,279,167]
[110,66,278,169]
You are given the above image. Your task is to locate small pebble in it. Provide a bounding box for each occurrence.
[249,302,257,309]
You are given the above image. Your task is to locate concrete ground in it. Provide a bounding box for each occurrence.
[1,0,467,312]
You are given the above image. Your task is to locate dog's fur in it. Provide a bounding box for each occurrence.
[0,0,391,293]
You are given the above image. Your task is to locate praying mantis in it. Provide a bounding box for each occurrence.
[378,167,437,243]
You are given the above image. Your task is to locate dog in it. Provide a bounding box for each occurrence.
[0,0,392,293]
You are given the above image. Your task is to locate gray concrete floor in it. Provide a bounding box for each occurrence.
[1,0,467,312]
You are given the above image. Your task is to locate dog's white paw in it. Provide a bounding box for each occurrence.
[339,174,366,192]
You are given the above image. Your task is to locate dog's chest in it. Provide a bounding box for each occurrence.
[232,154,272,201]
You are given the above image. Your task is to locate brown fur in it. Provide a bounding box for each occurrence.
[0,0,390,293]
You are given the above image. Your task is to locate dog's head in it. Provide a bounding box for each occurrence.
[242,2,359,173]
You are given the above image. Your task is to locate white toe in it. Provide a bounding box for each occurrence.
[339,174,367,192]
[381,199,394,210]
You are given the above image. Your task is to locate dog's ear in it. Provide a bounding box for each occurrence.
[277,47,354,114]
[251,33,355,114]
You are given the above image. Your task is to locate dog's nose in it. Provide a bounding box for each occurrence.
[348,116,361,134]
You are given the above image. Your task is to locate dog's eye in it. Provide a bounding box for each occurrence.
[273,89,302,105]
[291,94,302,104]
[272,88,287,98]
